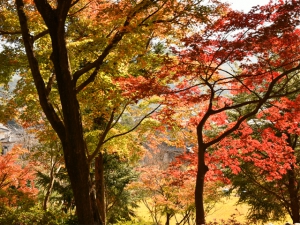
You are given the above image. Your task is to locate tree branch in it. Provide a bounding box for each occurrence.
[88,110,116,163]
[76,65,100,93]
[205,64,300,148]
[32,29,49,41]
[46,73,56,96]
[73,0,159,89]
[0,29,21,35]
[240,167,290,208]
[110,102,130,129]
[16,0,65,140]
[102,104,161,145]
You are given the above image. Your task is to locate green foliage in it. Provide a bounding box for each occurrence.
[0,204,70,225]
[35,169,75,213]
[103,152,141,224]
[35,151,141,224]
[61,215,79,225]
[226,164,287,223]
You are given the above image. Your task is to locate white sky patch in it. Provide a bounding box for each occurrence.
[221,0,271,12]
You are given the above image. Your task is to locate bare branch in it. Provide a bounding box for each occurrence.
[205,64,300,148]
[32,29,49,41]
[102,104,162,145]
[46,73,56,96]
[0,29,21,35]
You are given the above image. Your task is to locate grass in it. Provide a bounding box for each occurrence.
[206,195,249,223]
[135,195,291,225]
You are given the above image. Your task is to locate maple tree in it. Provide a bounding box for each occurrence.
[0,145,37,209]
[119,1,300,224]
[210,94,300,223]
[135,151,226,225]
[0,0,227,224]
[135,164,196,225]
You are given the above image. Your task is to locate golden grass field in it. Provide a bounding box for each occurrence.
[136,195,290,225]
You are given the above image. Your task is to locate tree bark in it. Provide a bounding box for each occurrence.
[95,153,106,224]
[165,212,172,225]
[16,0,103,223]
[287,167,300,223]
[195,143,208,225]
[46,16,102,225]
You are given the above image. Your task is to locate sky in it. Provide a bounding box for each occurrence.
[222,0,271,11]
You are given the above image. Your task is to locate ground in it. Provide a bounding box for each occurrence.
[136,195,290,225]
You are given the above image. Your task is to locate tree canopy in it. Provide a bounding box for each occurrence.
[1,0,300,224]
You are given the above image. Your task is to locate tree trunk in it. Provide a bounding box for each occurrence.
[50,35,102,225]
[43,164,61,210]
[16,0,103,223]
[285,134,300,223]
[95,153,106,224]
[287,166,300,223]
[42,8,102,225]
[195,143,208,225]
[165,212,172,225]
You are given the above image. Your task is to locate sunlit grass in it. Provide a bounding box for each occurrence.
[135,195,290,225]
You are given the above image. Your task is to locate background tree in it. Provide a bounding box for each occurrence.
[0,145,38,224]
[102,152,140,224]
[135,151,225,225]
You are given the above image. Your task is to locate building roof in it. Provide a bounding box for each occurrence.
[0,123,10,132]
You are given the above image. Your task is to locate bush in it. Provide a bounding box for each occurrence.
[0,204,76,225]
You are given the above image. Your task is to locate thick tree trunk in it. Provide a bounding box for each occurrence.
[55,71,102,224]
[16,0,103,223]
[195,143,208,225]
[46,11,102,225]
[16,1,98,223]
[62,145,99,224]
[286,134,300,223]
[95,153,106,224]
[287,166,300,223]
[51,38,102,225]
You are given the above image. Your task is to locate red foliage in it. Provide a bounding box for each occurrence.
[209,95,300,181]
[0,145,37,205]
